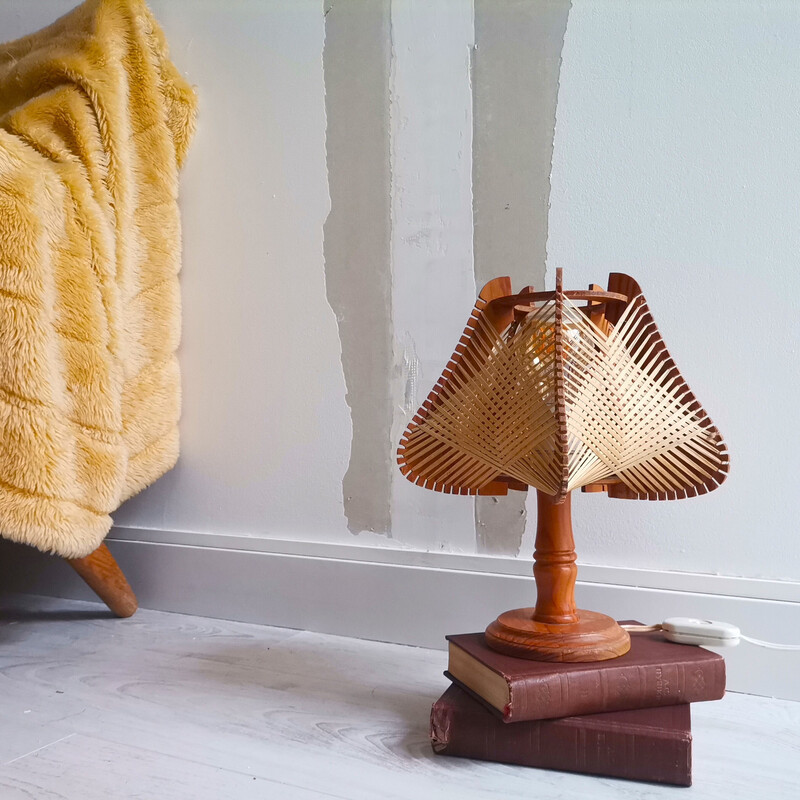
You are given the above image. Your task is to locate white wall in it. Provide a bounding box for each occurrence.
[113,0,362,545]
[549,0,800,581]
[118,0,799,585]
[113,0,533,555]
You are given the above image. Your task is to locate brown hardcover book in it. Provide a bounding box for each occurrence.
[446,626,725,722]
[431,684,693,786]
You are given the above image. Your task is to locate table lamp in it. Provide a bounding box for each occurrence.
[398,269,728,662]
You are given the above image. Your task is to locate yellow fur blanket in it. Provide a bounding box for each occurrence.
[0,0,196,557]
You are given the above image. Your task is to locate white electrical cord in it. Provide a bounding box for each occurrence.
[738,634,800,651]
[620,618,800,650]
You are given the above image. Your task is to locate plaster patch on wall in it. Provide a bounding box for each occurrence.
[472,0,571,555]
[475,494,530,555]
[387,0,479,552]
[323,0,393,535]
[400,333,420,417]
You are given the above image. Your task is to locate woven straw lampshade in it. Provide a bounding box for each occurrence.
[398,269,728,504]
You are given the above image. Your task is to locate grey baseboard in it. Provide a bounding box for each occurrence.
[1,535,798,701]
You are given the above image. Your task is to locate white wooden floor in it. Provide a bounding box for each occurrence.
[0,594,798,799]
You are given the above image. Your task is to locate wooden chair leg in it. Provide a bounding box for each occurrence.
[66,543,138,618]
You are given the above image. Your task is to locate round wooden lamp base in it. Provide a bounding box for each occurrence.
[485,608,631,662]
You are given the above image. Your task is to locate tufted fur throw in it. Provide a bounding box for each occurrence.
[0,0,196,557]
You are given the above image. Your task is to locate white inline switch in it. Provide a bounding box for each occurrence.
[661,617,741,647]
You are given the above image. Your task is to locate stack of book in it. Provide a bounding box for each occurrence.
[430,623,726,786]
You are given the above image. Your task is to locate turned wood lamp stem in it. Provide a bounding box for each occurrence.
[533,491,578,624]
[484,489,629,661]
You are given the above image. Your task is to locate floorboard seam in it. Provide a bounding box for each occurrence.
[4,733,76,766]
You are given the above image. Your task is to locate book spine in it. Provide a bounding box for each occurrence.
[431,699,692,786]
[510,657,725,721]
